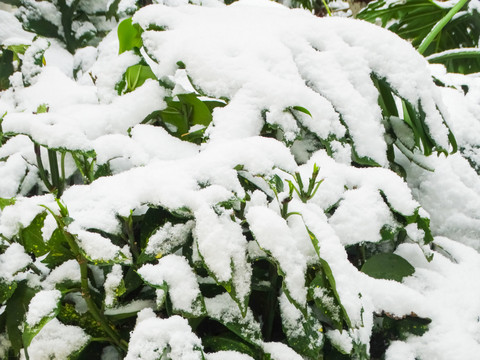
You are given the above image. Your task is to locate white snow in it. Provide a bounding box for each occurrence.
[0,243,32,282]
[21,319,89,360]
[125,310,203,360]
[138,255,204,315]
[0,0,480,358]
[25,290,61,328]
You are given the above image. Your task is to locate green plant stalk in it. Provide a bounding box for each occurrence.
[264,263,278,342]
[43,207,129,352]
[48,149,63,197]
[321,0,332,16]
[417,0,470,55]
[34,144,54,192]
[65,232,129,352]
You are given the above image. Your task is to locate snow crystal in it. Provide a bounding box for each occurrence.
[25,290,61,327]
[22,319,89,360]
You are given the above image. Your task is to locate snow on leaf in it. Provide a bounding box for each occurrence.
[138,254,205,316]
[125,309,204,360]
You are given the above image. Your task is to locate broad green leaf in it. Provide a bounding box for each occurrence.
[19,211,49,257]
[371,75,398,117]
[125,64,156,92]
[118,18,143,54]
[58,303,108,338]
[177,93,213,127]
[205,293,262,346]
[0,281,17,304]
[306,227,352,329]
[202,335,258,359]
[42,228,75,268]
[279,294,324,359]
[23,290,62,349]
[5,281,36,354]
[0,197,15,210]
[361,253,415,282]
[0,48,14,91]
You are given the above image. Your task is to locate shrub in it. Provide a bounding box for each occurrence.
[1,1,480,359]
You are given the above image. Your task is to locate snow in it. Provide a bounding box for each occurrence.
[0,0,480,358]
[138,255,204,315]
[0,243,32,282]
[0,10,34,45]
[145,220,194,256]
[194,206,252,305]
[246,206,308,308]
[125,310,204,360]
[21,319,89,360]
[104,264,124,307]
[25,290,61,327]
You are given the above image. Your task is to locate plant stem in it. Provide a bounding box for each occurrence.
[34,144,54,192]
[265,263,278,342]
[62,228,128,352]
[417,0,470,55]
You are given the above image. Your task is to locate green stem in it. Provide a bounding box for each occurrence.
[48,149,62,197]
[321,0,332,16]
[417,0,470,55]
[265,263,278,342]
[62,229,128,352]
[34,144,54,192]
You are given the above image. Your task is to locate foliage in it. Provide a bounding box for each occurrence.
[358,0,480,73]
[0,1,477,359]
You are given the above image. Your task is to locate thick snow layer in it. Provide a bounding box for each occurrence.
[0,243,32,282]
[0,0,480,358]
[21,319,89,360]
[25,290,61,327]
[133,1,452,164]
[138,255,204,315]
[125,310,203,360]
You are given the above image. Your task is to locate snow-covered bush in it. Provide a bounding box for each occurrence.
[1,0,480,359]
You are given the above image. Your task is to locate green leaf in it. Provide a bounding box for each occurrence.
[361,253,415,282]
[306,227,352,329]
[0,280,17,304]
[23,292,62,349]
[0,197,15,210]
[177,93,213,127]
[203,335,258,359]
[124,64,156,92]
[0,48,14,91]
[19,212,49,257]
[280,299,324,359]
[5,281,36,354]
[58,303,108,338]
[291,105,312,117]
[42,228,75,268]
[118,18,143,54]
